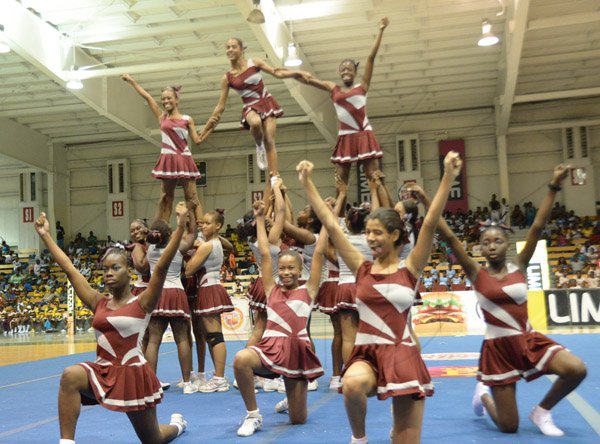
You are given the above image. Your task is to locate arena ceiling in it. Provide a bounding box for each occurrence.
[1,0,600,149]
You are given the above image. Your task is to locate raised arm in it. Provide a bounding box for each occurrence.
[179,216,198,254]
[516,164,570,269]
[297,160,365,275]
[140,202,187,312]
[407,184,480,281]
[268,178,286,245]
[34,213,102,310]
[121,74,161,119]
[306,225,329,298]
[254,200,274,295]
[406,152,462,277]
[283,222,316,246]
[199,75,230,143]
[362,17,389,91]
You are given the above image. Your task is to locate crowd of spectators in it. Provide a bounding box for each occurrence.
[1,200,598,335]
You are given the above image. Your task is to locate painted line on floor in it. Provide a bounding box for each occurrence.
[546,375,600,435]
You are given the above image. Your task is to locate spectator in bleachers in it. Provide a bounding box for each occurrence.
[570,252,586,273]
[55,221,65,249]
[585,270,598,288]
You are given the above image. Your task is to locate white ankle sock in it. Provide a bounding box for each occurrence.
[247,408,260,418]
[59,439,76,444]
[351,435,368,444]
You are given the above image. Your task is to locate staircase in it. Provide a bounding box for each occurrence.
[507,227,529,263]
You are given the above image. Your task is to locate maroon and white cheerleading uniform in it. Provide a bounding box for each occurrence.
[147,246,190,318]
[336,232,371,311]
[248,241,281,312]
[317,260,339,314]
[250,285,323,380]
[79,296,162,412]
[194,238,234,316]
[343,261,433,400]
[152,115,201,180]
[474,264,565,386]
[330,85,383,164]
[227,59,283,129]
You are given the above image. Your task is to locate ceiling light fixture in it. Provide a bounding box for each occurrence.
[0,25,11,54]
[284,19,302,67]
[477,19,499,47]
[247,0,265,24]
[284,42,302,67]
[66,66,83,90]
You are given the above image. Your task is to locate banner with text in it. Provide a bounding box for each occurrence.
[544,288,600,327]
[438,139,468,213]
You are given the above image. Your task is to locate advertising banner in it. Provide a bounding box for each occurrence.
[438,139,468,213]
[544,288,600,327]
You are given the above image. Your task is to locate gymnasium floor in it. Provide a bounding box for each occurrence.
[0,332,598,443]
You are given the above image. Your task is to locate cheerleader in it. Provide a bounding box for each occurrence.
[198,37,311,175]
[438,164,586,436]
[121,74,203,223]
[34,204,189,443]
[293,18,390,204]
[233,184,327,437]
[298,152,462,444]
[144,216,197,394]
[185,210,234,392]
[129,219,150,296]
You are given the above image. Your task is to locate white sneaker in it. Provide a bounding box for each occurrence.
[169,413,187,436]
[329,376,342,390]
[170,413,187,436]
[256,143,267,171]
[307,380,318,391]
[529,406,564,436]
[198,376,230,393]
[472,382,490,417]
[237,413,263,437]
[274,397,288,413]
[183,381,198,394]
[254,376,264,390]
[262,377,283,392]
[160,381,171,391]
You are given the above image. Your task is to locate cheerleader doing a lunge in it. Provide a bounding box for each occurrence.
[294,18,389,204]
[298,152,462,444]
[438,164,586,437]
[35,204,190,443]
[122,74,203,223]
[199,38,311,175]
[233,186,327,437]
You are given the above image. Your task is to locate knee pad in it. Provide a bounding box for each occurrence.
[206,331,224,347]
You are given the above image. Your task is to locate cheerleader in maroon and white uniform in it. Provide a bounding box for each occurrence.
[35,204,189,443]
[198,38,311,175]
[242,182,287,348]
[145,217,197,394]
[121,74,203,223]
[439,164,586,437]
[299,152,462,444]
[185,210,234,393]
[232,182,327,437]
[129,219,150,296]
[294,18,389,203]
